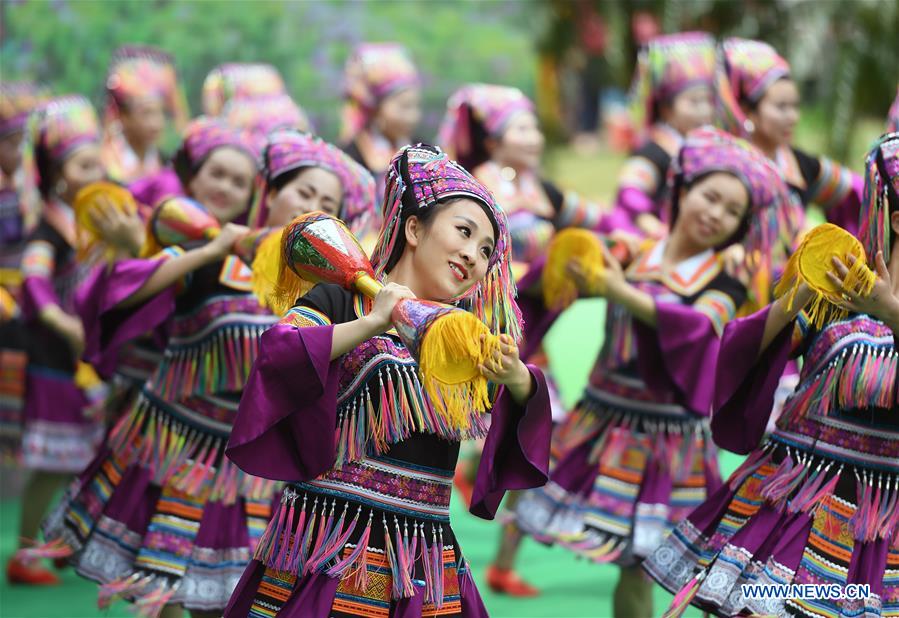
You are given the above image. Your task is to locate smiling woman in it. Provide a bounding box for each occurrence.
[510,127,788,618]
[224,144,553,617]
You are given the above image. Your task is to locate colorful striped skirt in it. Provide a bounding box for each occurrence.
[225,444,489,617]
[513,383,720,566]
[41,388,278,615]
[643,431,899,617]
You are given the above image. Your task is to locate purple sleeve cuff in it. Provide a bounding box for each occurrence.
[226,324,339,482]
[76,257,175,374]
[470,365,552,520]
[21,276,60,321]
[711,305,793,454]
[633,302,721,415]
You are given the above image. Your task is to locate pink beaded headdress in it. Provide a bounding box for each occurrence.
[251,129,375,234]
[715,38,792,138]
[437,83,535,172]
[340,43,419,143]
[629,32,716,138]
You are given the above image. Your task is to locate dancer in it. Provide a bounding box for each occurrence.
[716,37,862,243]
[223,144,552,616]
[340,43,421,197]
[513,128,786,617]
[602,32,716,238]
[37,117,272,617]
[644,131,899,618]
[0,82,45,464]
[101,45,187,185]
[7,95,107,586]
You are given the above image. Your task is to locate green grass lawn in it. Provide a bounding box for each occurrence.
[0,116,883,617]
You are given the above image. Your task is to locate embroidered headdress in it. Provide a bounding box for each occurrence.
[715,38,792,138]
[369,143,521,342]
[629,32,715,138]
[437,83,535,171]
[340,43,419,142]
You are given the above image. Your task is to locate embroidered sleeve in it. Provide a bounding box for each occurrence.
[555,191,605,230]
[617,156,661,196]
[807,156,860,211]
[279,305,332,328]
[151,245,192,290]
[692,289,737,337]
[21,239,55,280]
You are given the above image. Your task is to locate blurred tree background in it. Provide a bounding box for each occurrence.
[2,0,897,159]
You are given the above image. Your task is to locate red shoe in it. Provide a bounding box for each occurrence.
[485,565,540,597]
[6,557,61,585]
[52,557,68,570]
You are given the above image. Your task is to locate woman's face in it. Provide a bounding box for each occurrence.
[665,84,714,135]
[375,87,422,143]
[60,144,104,199]
[492,110,544,172]
[406,199,495,301]
[265,166,344,227]
[747,78,800,149]
[188,146,256,224]
[120,97,166,150]
[673,172,749,250]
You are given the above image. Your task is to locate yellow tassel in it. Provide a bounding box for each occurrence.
[250,230,307,315]
[267,228,315,316]
[774,223,877,329]
[418,311,500,427]
[542,229,605,311]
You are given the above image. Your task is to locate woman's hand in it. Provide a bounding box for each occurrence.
[41,306,85,358]
[568,242,629,301]
[479,333,534,403]
[721,244,747,283]
[362,282,416,335]
[829,251,899,329]
[88,195,146,256]
[636,213,666,239]
[202,223,250,261]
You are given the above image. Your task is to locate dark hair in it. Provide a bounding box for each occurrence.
[172,144,198,189]
[458,106,491,172]
[743,75,793,112]
[34,142,58,200]
[876,143,899,248]
[268,166,305,193]
[669,170,751,250]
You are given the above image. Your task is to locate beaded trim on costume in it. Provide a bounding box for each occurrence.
[780,315,898,425]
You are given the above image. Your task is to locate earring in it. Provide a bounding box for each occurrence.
[55,178,68,197]
[743,119,755,134]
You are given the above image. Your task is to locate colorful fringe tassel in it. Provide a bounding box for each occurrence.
[254,488,449,605]
[334,362,488,469]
